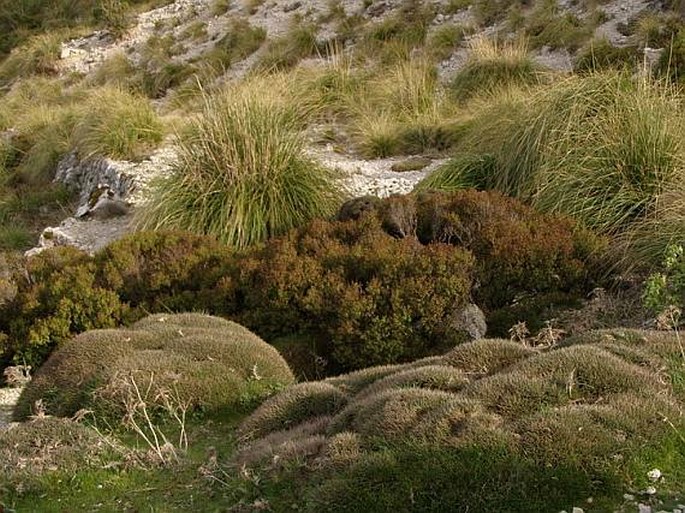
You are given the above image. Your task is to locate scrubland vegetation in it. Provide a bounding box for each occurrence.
[3,0,685,511]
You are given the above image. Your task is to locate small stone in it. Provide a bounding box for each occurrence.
[572,508,584,513]
[623,494,635,501]
[643,487,657,495]
[648,469,662,482]
[638,505,651,513]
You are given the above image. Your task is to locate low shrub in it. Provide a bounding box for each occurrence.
[0,247,126,370]
[643,243,685,314]
[413,190,599,312]
[234,330,685,512]
[95,230,236,315]
[14,313,295,421]
[236,214,475,371]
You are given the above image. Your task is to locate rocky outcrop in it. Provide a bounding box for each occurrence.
[25,146,176,256]
[55,152,135,216]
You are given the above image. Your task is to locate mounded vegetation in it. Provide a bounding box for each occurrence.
[231,331,685,511]
[0,190,599,376]
[4,0,685,510]
[14,313,295,421]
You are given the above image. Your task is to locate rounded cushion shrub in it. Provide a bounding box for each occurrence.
[14,313,295,421]
[352,365,469,402]
[441,338,536,376]
[238,382,349,441]
[234,330,685,511]
[324,364,409,395]
[0,417,124,494]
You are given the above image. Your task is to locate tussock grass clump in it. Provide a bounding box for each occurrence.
[71,86,164,159]
[449,37,542,103]
[205,17,266,72]
[14,314,295,421]
[350,58,459,157]
[427,23,471,61]
[238,382,348,441]
[573,38,641,73]
[137,82,342,248]
[524,0,599,51]
[358,0,434,63]
[258,24,321,71]
[420,73,685,266]
[0,33,62,87]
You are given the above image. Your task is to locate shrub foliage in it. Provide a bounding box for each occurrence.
[0,191,599,374]
[232,330,685,512]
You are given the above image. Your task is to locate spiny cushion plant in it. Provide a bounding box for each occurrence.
[137,81,343,248]
[418,72,685,267]
[231,331,685,512]
[0,417,126,495]
[14,313,295,421]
